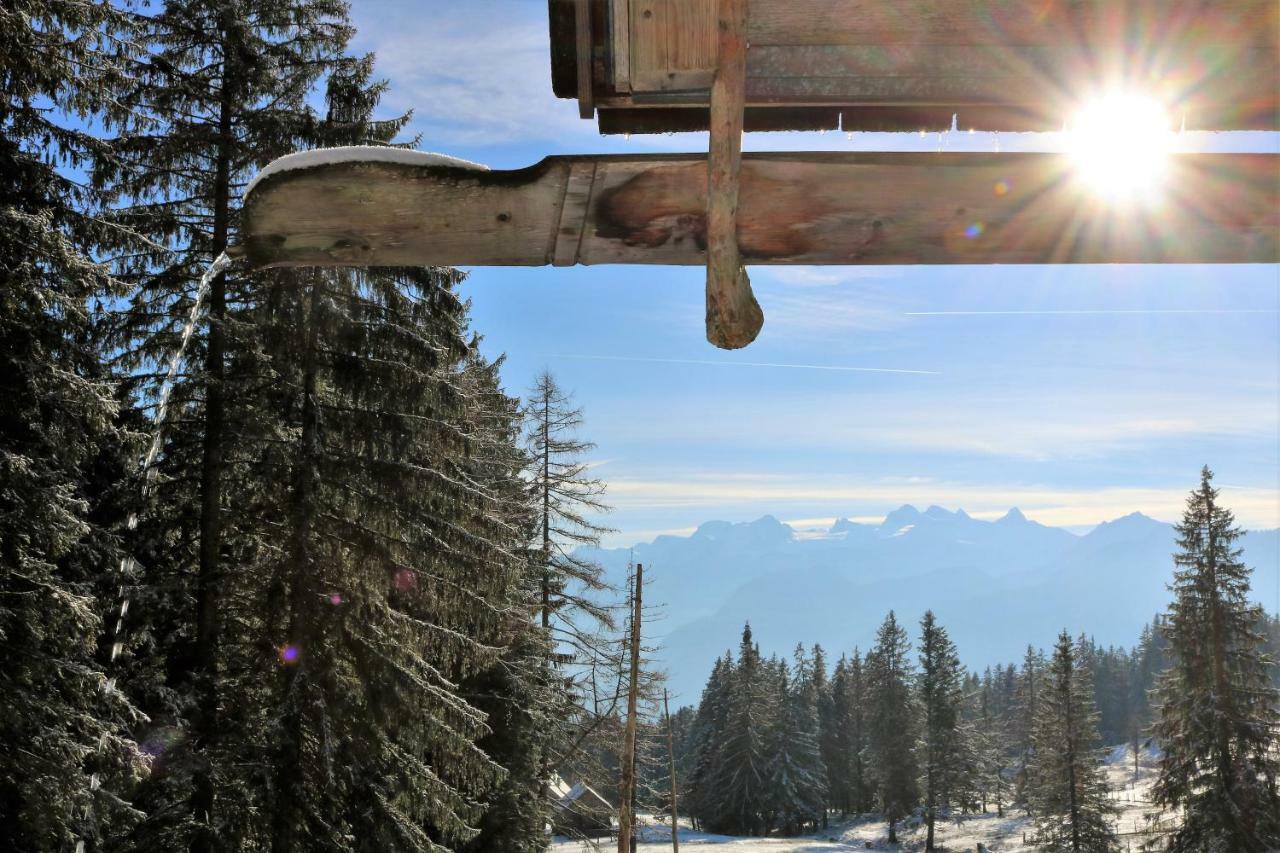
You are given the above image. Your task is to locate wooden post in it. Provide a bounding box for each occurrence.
[664,688,680,853]
[705,0,762,349]
[618,563,643,853]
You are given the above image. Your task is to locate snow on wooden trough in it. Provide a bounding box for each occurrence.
[238,149,1278,269]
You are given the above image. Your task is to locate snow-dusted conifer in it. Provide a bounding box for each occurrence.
[1153,467,1280,851]
[767,648,828,834]
[1014,644,1046,809]
[1,2,145,846]
[1026,632,1117,852]
[866,611,919,843]
[917,610,966,851]
[98,0,361,845]
[686,653,733,830]
[719,623,774,835]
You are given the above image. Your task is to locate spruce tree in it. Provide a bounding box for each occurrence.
[1,2,145,846]
[1026,632,1117,852]
[719,624,773,835]
[866,611,919,843]
[1014,644,1046,810]
[459,350,554,853]
[97,0,360,846]
[917,611,966,851]
[767,648,827,834]
[842,650,872,814]
[812,643,836,826]
[1153,467,1280,851]
[686,653,733,831]
[974,669,1010,816]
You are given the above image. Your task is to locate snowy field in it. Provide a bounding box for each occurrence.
[553,746,1172,852]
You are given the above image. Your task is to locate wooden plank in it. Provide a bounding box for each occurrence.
[610,0,631,91]
[239,152,1279,270]
[575,0,595,118]
[745,0,1277,50]
[705,0,762,349]
[575,0,1280,130]
[629,0,716,91]
[553,160,597,266]
[629,0,668,90]
[598,105,840,133]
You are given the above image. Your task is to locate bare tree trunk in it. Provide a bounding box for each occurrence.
[618,564,643,853]
[192,19,235,849]
[664,688,680,853]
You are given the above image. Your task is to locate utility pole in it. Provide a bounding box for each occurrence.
[664,688,680,853]
[618,563,643,853]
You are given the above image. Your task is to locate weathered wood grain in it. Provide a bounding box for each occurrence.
[575,0,595,118]
[572,0,1280,131]
[705,0,762,349]
[610,0,630,91]
[239,152,1279,269]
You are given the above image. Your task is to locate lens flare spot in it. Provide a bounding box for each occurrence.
[394,569,417,591]
[328,592,344,606]
[964,222,985,240]
[1068,92,1173,203]
[279,644,301,664]
[994,180,1010,196]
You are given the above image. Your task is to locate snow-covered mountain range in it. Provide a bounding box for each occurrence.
[580,507,1280,704]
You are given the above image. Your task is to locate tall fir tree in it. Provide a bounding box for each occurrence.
[686,653,733,831]
[97,0,360,846]
[1152,467,1280,851]
[767,648,827,834]
[811,643,837,826]
[1026,632,1117,852]
[1014,644,1046,810]
[718,624,774,835]
[459,349,554,853]
[1,2,146,847]
[973,668,1010,816]
[866,611,919,843]
[917,611,967,851]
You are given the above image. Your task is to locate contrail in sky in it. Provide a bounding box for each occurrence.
[552,354,940,375]
[906,309,1277,316]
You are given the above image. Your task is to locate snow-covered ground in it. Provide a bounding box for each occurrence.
[552,745,1173,852]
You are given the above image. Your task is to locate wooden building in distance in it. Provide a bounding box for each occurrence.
[549,774,617,840]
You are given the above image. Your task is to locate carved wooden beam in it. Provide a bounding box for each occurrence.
[238,152,1279,271]
[705,0,762,349]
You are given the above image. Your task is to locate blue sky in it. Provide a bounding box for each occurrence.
[349,0,1279,545]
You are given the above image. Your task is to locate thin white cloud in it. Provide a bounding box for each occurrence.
[552,354,939,375]
[907,309,1278,316]
[356,9,592,148]
[588,388,1277,461]
[602,474,1280,531]
[761,267,905,287]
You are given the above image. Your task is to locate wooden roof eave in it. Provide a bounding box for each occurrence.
[550,0,1280,134]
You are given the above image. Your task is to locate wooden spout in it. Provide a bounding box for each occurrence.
[705,0,762,349]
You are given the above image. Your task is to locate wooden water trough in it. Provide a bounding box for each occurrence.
[238,0,1280,349]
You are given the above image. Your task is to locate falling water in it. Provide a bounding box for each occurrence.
[107,251,233,668]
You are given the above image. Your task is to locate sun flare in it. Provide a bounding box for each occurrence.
[1068,92,1176,203]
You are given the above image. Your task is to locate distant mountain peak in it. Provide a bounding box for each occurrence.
[693,520,732,539]
[829,517,860,534]
[692,515,793,543]
[999,507,1028,524]
[924,505,954,519]
[879,504,922,532]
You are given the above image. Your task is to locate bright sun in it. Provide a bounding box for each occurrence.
[1068,92,1176,203]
